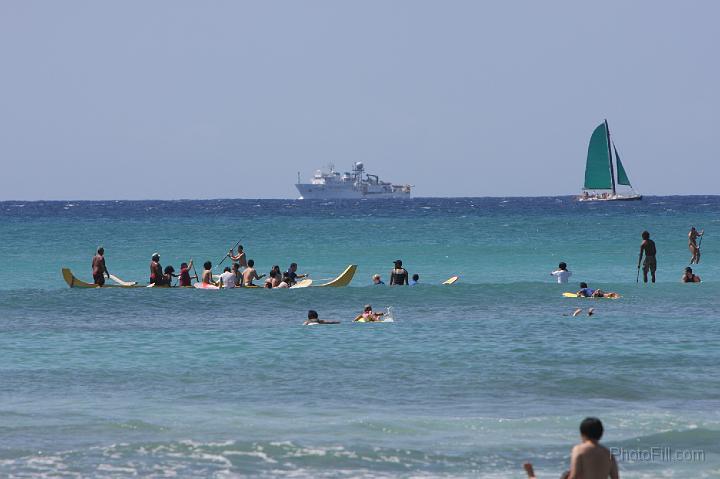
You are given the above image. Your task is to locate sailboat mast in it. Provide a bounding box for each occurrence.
[604,119,616,195]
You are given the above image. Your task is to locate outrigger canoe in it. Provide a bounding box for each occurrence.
[61,264,357,289]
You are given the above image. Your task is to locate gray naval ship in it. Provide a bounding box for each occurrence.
[295,162,412,199]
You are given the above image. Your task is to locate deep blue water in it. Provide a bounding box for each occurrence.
[1,197,719,477]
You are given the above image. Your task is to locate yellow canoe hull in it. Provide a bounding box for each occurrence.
[62,268,141,288]
[314,265,357,287]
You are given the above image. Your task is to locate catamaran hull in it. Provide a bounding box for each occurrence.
[577,194,643,202]
[295,184,411,200]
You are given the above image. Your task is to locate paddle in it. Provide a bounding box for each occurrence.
[696,234,704,264]
[191,261,200,283]
[217,239,242,269]
[636,253,642,283]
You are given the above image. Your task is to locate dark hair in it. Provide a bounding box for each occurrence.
[232,263,239,270]
[364,304,372,311]
[203,261,212,270]
[394,259,402,266]
[283,272,290,280]
[224,267,231,273]
[238,245,243,250]
[559,262,567,269]
[642,231,650,240]
[264,282,272,289]
[579,417,604,441]
[290,262,298,268]
[164,265,174,274]
[580,282,588,289]
[248,259,255,267]
[269,270,277,278]
[180,262,188,269]
[307,310,318,320]
[685,267,693,273]
[412,274,419,281]
[97,247,104,254]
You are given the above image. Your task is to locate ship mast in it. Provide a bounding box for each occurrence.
[604,119,616,196]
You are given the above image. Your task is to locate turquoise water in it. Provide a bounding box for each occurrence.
[1,197,719,477]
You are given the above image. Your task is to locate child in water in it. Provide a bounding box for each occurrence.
[354,305,385,322]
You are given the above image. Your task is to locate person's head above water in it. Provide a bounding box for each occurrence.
[558,262,567,270]
[152,253,160,261]
[364,304,373,312]
[248,259,255,267]
[203,261,212,270]
[642,231,650,240]
[412,274,419,281]
[685,267,693,274]
[307,310,318,320]
[394,259,403,267]
[580,282,588,289]
[579,417,604,441]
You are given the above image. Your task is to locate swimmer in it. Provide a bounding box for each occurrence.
[303,310,340,325]
[372,274,385,285]
[570,308,594,317]
[354,304,385,322]
[551,262,572,284]
[681,266,701,283]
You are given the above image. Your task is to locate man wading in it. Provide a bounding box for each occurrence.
[638,231,657,283]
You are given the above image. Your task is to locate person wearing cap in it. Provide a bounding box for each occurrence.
[149,253,164,285]
[389,260,409,286]
[372,274,385,285]
[91,247,110,286]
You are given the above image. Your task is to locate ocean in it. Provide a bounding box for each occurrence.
[1,196,719,478]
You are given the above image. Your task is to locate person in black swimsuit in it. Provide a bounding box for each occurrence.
[681,267,701,283]
[638,231,657,283]
[389,260,409,285]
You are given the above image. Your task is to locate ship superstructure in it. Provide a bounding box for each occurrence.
[295,162,412,199]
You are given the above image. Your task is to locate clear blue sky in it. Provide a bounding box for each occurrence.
[1,1,718,200]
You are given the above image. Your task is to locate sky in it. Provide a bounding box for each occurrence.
[0,1,718,200]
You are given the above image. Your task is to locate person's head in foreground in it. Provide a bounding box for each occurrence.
[203,261,212,270]
[412,274,419,282]
[642,230,650,240]
[579,417,603,442]
[558,262,567,270]
[372,274,382,284]
[580,282,588,289]
[307,310,318,321]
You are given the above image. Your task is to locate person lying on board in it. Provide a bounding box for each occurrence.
[227,244,248,268]
[354,305,385,322]
[524,417,619,479]
[285,262,307,286]
[304,310,340,325]
[178,261,197,287]
[91,247,110,286]
[681,266,701,283]
[201,261,219,286]
[576,282,620,299]
[218,266,238,288]
[242,259,265,287]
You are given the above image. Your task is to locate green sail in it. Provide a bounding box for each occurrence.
[584,123,612,190]
[614,144,631,186]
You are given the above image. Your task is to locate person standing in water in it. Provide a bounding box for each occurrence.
[638,231,657,283]
[91,247,110,286]
[551,262,572,284]
[688,227,704,264]
[389,260,409,285]
[524,417,619,479]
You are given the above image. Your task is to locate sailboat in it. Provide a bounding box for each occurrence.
[578,120,642,201]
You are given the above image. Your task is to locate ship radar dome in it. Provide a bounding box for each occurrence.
[355,162,364,170]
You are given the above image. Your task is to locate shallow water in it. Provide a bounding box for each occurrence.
[1,197,719,477]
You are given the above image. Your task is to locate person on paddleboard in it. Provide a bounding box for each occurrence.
[149,253,165,285]
[551,262,572,284]
[681,266,701,283]
[576,282,620,299]
[163,265,178,286]
[228,244,248,268]
[91,247,110,286]
[638,231,657,283]
[218,266,237,288]
[285,263,307,286]
[201,261,216,285]
[242,259,265,286]
[389,260,409,285]
[276,273,292,288]
[354,305,385,322]
[304,310,340,325]
[688,227,704,264]
[178,261,196,287]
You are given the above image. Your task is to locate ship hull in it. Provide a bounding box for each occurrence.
[577,194,643,202]
[295,184,411,200]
